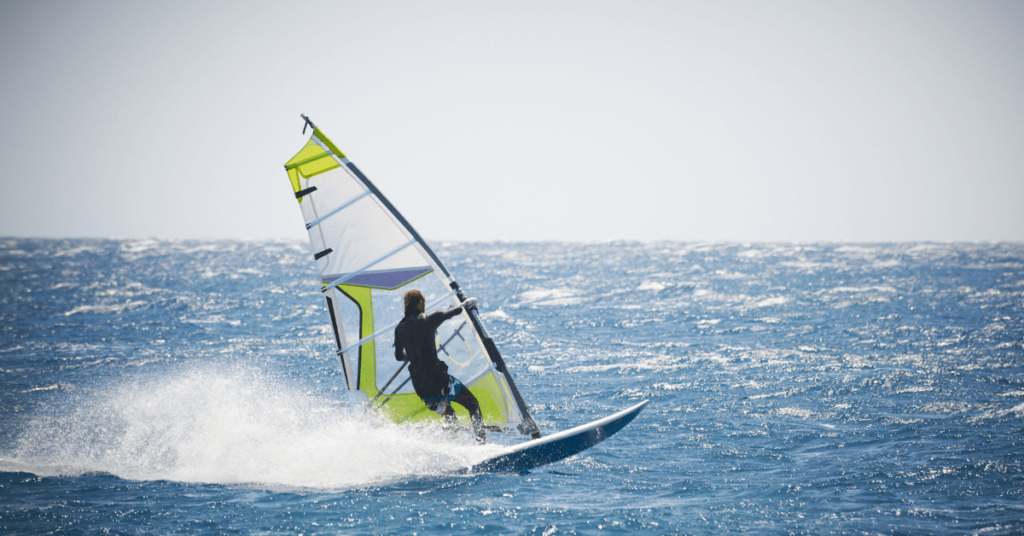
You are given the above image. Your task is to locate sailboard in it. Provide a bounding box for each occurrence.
[283,115,646,468]
[469,400,648,474]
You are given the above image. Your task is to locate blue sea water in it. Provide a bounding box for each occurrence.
[0,238,1022,535]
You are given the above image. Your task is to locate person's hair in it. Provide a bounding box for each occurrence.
[404,290,424,317]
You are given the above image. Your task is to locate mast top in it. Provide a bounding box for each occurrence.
[301,114,316,134]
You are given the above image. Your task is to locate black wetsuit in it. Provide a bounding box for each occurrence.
[394,306,485,442]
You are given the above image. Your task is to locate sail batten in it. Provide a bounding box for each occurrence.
[306,190,372,229]
[284,121,540,435]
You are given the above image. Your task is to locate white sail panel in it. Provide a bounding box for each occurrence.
[293,166,429,289]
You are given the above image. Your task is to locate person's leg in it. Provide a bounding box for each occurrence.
[442,403,456,425]
[451,387,486,444]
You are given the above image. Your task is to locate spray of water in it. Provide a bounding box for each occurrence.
[0,365,501,489]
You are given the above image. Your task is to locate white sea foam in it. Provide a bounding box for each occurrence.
[564,354,683,374]
[748,391,789,400]
[776,407,814,419]
[517,288,583,306]
[481,309,511,321]
[973,403,1024,421]
[653,382,690,391]
[755,297,790,307]
[120,239,163,254]
[895,386,935,394]
[52,245,103,258]
[64,300,148,316]
[0,365,500,490]
[828,286,896,294]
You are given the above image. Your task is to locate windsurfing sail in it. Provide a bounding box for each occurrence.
[283,115,541,437]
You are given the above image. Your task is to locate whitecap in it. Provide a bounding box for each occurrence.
[756,297,789,307]
[481,309,511,321]
[64,300,147,316]
[776,407,814,419]
[637,281,666,292]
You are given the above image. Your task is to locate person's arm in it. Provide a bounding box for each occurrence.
[393,323,408,361]
[427,298,478,328]
[421,298,477,331]
[425,306,463,331]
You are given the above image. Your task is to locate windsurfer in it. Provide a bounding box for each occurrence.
[394,290,486,444]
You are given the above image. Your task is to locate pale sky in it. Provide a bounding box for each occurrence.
[1,1,1022,242]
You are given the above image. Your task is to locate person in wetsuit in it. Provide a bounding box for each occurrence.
[393,289,486,444]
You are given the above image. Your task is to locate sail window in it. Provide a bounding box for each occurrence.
[338,289,457,355]
[333,287,365,390]
[325,296,343,349]
[325,296,351,384]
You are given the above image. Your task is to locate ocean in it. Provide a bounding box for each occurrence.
[0,238,1022,535]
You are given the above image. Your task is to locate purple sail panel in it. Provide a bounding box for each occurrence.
[322,266,433,290]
